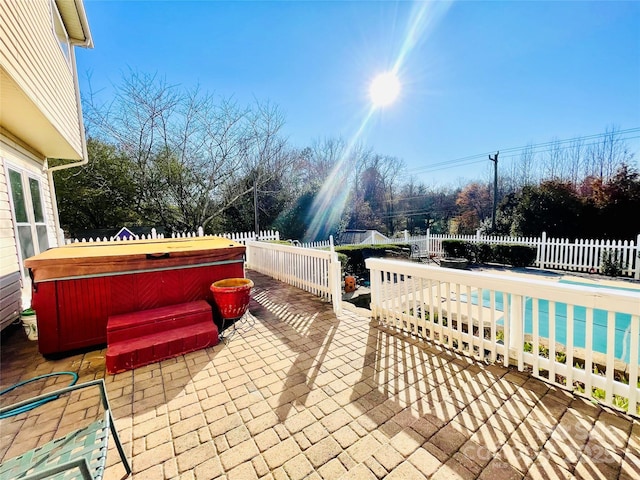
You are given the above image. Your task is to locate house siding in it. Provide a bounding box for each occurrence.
[0,0,82,157]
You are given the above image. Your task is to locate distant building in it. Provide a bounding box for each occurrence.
[1,0,94,329]
[68,226,166,242]
[339,229,390,245]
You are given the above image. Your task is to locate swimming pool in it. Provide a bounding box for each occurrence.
[463,279,639,363]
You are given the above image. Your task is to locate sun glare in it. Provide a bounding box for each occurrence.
[306,1,449,241]
[369,72,401,107]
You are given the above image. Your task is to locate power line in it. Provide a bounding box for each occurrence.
[400,127,640,177]
[351,128,640,224]
[498,135,640,161]
[379,208,455,220]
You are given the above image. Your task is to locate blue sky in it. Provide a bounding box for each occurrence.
[77,0,640,186]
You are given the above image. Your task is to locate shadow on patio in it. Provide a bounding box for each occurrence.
[1,270,638,479]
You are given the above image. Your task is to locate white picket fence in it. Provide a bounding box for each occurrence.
[218,230,280,245]
[65,228,280,245]
[298,239,333,249]
[366,257,640,416]
[245,238,342,315]
[353,230,640,279]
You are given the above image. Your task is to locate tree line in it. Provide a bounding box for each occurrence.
[52,73,640,241]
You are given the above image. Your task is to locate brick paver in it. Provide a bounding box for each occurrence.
[1,270,638,479]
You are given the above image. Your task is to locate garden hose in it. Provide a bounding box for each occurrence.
[0,371,79,419]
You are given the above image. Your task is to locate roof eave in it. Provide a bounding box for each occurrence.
[56,0,94,49]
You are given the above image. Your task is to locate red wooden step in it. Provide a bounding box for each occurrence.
[107,300,213,344]
[106,321,218,374]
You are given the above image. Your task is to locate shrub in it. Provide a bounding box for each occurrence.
[442,241,536,267]
[461,243,492,263]
[601,250,624,277]
[474,243,493,264]
[336,253,348,272]
[442,240,470,259]
[335,244,409,278]
[508,245,537,267]
[492,244,511,264]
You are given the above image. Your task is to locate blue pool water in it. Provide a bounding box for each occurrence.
[462,279,639,363]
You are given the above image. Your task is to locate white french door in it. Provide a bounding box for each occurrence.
[8,167,49,277]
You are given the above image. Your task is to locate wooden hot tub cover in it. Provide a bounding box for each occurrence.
[25,236,246,282]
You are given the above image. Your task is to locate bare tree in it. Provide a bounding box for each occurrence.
[565,137,585,188]
[585,125,635,181]
[233,100,295,233]
[84,71,294,232]
[542,137,566,181]
[304,137,348,185]
[517,143,536,188]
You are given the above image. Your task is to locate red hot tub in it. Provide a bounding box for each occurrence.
[24,236,246,355]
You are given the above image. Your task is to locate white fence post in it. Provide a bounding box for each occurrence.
[539,231,547,269]
[636,234,640,280]
[509,294,524,371]
[329,235,342,315]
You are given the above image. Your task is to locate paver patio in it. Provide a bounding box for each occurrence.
[1,270,638,479]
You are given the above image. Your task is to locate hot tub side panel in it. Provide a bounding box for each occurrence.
[32,282,60,355]
[33,262,244,355]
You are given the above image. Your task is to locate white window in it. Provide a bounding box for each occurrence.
[50,0,71,65]
[8,168,49,277]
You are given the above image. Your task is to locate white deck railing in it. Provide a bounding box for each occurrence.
[246,239,342,315]
[366,257,640,416]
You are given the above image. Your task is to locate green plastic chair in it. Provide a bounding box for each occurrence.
[0,379,131,479]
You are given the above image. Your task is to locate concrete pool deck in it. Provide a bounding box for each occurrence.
[467,265,640,291]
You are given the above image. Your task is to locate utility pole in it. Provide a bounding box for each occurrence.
[489,151,499,232]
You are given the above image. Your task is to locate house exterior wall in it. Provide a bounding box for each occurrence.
[1,134,58,319]
[0,0,82,158]
[0,138,21,329]
[0,0,91,329]
[1,134,58,270]
[0,155,19,279]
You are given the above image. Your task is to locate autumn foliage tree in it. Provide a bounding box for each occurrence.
[503,164,640,240]
[454,183,492,234]
[582,164,640,239]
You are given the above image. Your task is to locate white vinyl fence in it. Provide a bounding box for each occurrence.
[366,257,640,416]
[245,238,342,315]
[65,228,280,245]
[219,230,280,245]
[299,239,333,249]
[356,230,640,279]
